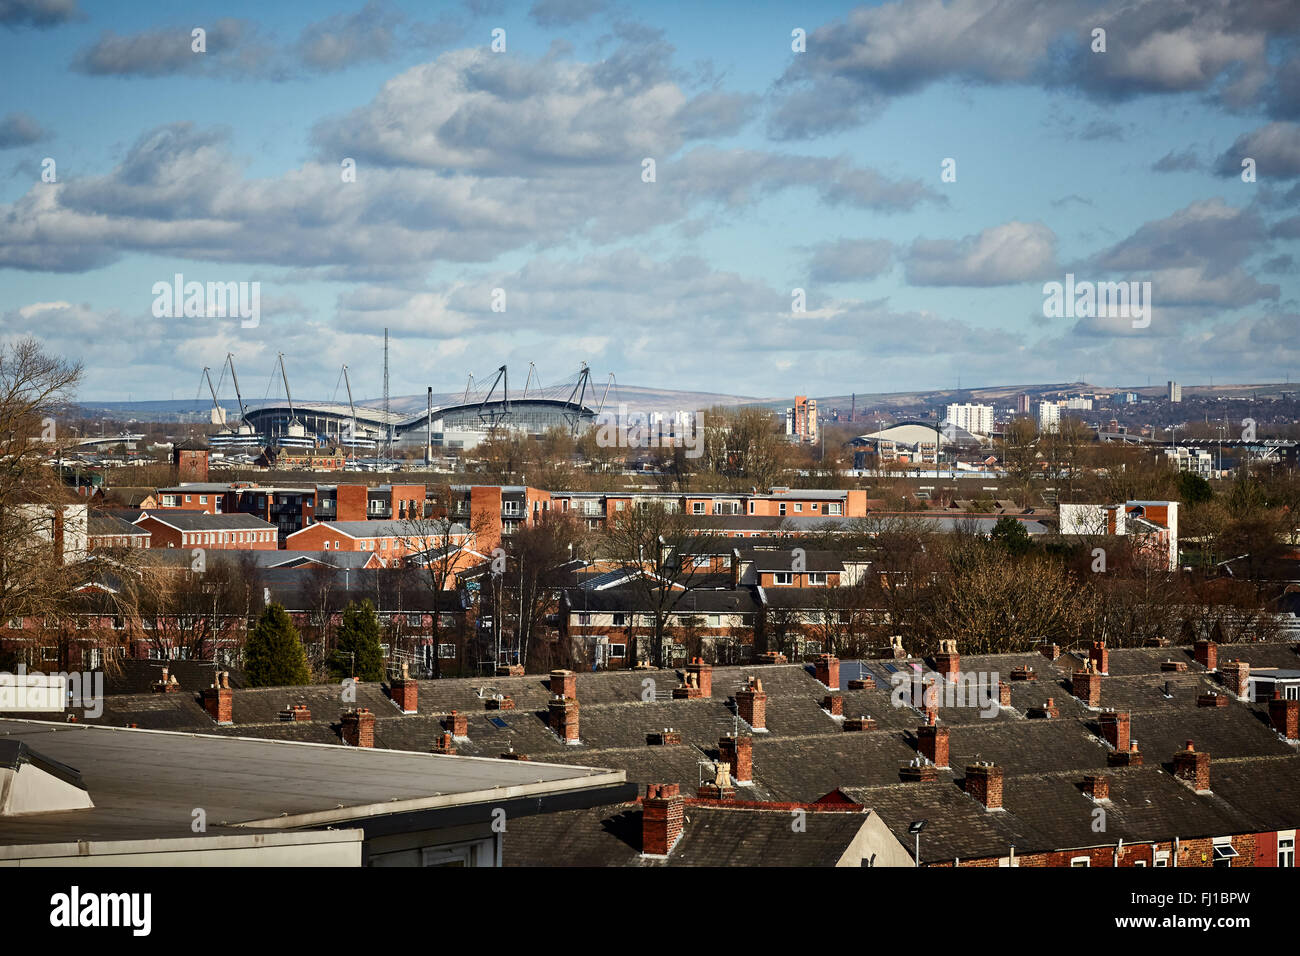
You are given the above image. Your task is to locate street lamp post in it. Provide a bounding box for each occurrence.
[909,819,927,868]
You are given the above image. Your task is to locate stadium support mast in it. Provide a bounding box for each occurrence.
[426,386,433,466]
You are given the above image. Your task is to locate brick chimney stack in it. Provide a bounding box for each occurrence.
[550,668,577,700]
[1194,640,1218,671]
[1269,692,1299,741]
[1082,774,1110,801]
[719,734,753,783]
[735,677,766,731]
[932,639,959,680]
[642,784,685,856]
[442,710,468,738]
[686,658,712,697]
[389,663,418,715]
[815,654,840,690]
[1219,659,1250,700]
[697,763,737,801]
[1172,740,1210,792]
[917,715,950,768]
[549,695,580,743]
[1099,711,1130,752]
[1072,665,1102,707]
[341,707,375,748]
[1089,641,1109,675]
[202,671,233,725]
[965,763,1003,810]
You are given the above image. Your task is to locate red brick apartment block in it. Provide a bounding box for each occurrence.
[642,784,685,856]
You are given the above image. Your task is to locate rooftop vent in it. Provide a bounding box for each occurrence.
[0,740,94,816]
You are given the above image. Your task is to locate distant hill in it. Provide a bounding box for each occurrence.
[76,379,1296,421]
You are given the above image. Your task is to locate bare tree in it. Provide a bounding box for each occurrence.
[0,339,86,629]
[601,501,717,668]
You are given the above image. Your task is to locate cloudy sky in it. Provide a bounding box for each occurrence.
[0,0,1297,403]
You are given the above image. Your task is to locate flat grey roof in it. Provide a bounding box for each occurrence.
[0,720,624,847]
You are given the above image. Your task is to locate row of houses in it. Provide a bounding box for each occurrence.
[2,638,1297,866]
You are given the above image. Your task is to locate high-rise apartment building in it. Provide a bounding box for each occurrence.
[945,403,995,437]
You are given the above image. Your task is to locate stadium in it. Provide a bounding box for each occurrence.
[213,362,601,453]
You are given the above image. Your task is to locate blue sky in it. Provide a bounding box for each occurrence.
[1,0,1297,403]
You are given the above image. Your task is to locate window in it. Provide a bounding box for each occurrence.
[407,613,422,627]
[794,503,803,513]
[692,556,710,568]
[1212,838,1238,868]
[778,503,786,516]
[1154,851,1170,867]
[200,496,208,504]
[608,643,626,658]
[692,502,705,514]
[708,615,721,628]
[185,495,192,503]
[1279,834,1295,867]
[612,613,627,627]
[828,503,842,516]
[578,613,591,627]
[324,540,330,550]
[1070,857,1090,868]
[808,572,827,585]
[502,501,521,515]
[773,572,792,585]
[438,643,456,659]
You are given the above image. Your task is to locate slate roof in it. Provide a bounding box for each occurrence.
[135,511,275,531]
[7,641,1297,864]
[501,801,871,867]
